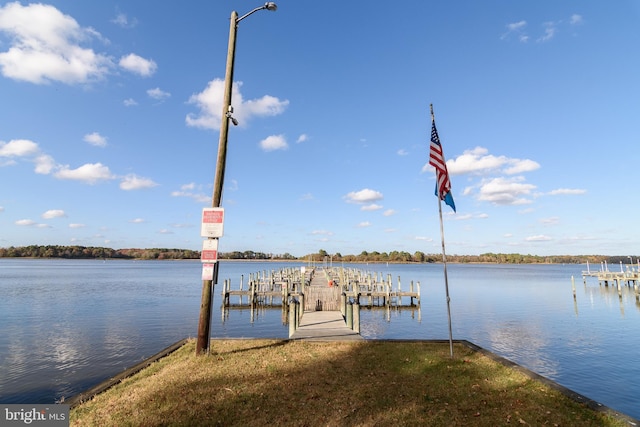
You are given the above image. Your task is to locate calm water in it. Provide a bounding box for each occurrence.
[0,259,638,419]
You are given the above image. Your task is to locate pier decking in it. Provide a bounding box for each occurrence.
[289,310,362,341]
[581,263,640,299]
[289,268,362,340]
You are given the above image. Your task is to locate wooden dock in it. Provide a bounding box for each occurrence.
[220,265,420,309]
[328,267,421,307]
[582,269,640,287]
[220,265,423,339]
[290,268,362,340]
[581,265,640,299]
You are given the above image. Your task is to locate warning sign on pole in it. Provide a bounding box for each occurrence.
[201,208,224,237]
[201,239,219,263]
[202,263,215,281]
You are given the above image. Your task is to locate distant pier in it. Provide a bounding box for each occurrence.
[581,261,640,299]
[221,265,421,309]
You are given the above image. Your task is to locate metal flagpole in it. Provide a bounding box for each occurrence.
[437,196,454,359]
[431,104,454,359]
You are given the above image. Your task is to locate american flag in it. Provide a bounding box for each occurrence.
[429,118,456,212]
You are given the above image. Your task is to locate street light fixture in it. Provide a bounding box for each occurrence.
[196,2,277,355]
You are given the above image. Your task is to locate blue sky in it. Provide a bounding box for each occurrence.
[1,1,639,257]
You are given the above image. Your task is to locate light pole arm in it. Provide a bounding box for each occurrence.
[237,2,276,23]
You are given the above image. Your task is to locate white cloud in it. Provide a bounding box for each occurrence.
[171,185,210,203]
[83,132,107,147]
[476,177,536,205]
[361,203,383,211]
[356,221,372,228]
[507,21,527,32]
[1,139,149,189]
[503,14,582,45]
[42,209,66,219]
[537,22,557,43]
[397,149,408,156]
[158,229,174,234]
[123,98,138,107]
[548,188,586,195]
[344,188,384,204]
[525,235,553,242]
[34,154,56,174]
[0,139,39,157]
[296,134,308,143]
[15,219,36,226]
[310,230,334,236]
[443,146,539,176]
[119,174,158,190]
[501,20,528,42]
[111,13,137,29]
[383,209,397,217]
[186,79,289,130]
[0,206,4,212]
[453,213,473,220]
[54,162,114,184]
[260,134,288,152]
[129,218,145,223]
[539,217,560,225]
[119,53,156,77]
[0,140,57,174]
[147,87,170,101]
[0,2,112,84]
[69,223,85,228]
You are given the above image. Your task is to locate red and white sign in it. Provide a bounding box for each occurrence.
[201,208,224,237]
[201,239,219,263]
[201,263,215,281]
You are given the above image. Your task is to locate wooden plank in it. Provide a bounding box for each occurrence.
[289,311,363,341]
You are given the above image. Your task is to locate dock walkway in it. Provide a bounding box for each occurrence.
[289,310,362,341]
[290,269,363,341]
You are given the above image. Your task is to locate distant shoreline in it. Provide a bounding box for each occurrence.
[1,245,630,265]
[0,257,581,265]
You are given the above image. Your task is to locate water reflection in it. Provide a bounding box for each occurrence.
[1,260,640,420]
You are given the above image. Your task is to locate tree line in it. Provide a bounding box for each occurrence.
[301,249,630,265]
[0,245,199,260]
[0,245,633,265]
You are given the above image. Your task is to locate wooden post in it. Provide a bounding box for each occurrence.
[346,301,353,329]
[353,301,360,333]
[288,299,296,338]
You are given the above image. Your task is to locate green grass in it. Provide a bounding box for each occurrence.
[70,339,628,426]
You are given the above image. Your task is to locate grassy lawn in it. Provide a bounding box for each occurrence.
[70,339,628,426]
